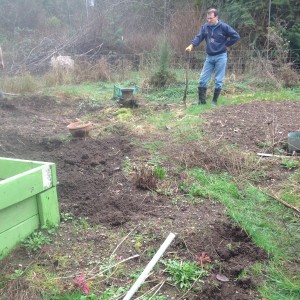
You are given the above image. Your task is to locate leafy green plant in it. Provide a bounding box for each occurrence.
[41,224,58,235]
[6,268,24,280]
[281,158,299,170]
[45,291,98,300]
[129,268,144,282]
[60,212,74,222]
[99,286,126,299]
[72,217,91,232]
[162,259,207,291]
[148,155,166,167]
[22,231,51,252]
[122,156,133,175]
[140,295,167,300]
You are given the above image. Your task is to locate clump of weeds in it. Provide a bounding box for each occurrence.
[281,158,299,170]
[161,259,208,291]
[22,231,52,253]
[132,163,158,190]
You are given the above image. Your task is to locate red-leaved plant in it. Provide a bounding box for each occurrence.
[195,252,212,265]
[73,271,90,295]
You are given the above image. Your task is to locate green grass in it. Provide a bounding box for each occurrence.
[143,141,165,152]
[146,111,173,130]
[43,82,115,101]
[226,88,299,104]
[181,168,300,299]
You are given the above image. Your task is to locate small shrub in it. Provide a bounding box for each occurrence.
[150,39,177,87]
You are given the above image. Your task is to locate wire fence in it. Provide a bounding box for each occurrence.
[104,49,300,75]
[3,47,300,79]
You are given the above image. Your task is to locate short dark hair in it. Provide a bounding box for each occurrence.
[207,8,218,17]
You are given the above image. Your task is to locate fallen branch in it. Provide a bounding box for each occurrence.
[261,188,300,215]
[256,153,291,158]
[87,254,140,281]
[134,280,165,300]
[3,92,21,96]
[110,225,138,258]
[182,52,189,108]
[56,254,139,280]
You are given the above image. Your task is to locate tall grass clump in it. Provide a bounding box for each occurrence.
[1,72,41,94]
[43,67,74,86]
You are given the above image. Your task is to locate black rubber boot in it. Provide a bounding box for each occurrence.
[212,88,221,106]
[198,87,207,104]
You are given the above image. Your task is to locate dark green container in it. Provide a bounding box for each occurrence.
[288,131,300,153]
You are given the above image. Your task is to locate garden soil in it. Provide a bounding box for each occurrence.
[0,95,299,299]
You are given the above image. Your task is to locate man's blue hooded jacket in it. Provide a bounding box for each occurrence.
[192,20,240,56]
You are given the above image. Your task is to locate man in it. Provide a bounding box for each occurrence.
[186,8,240,105]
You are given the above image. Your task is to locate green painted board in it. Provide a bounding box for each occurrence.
[0,164,56,210]
[0,215,40,260]
[37,187,60,226]
[0,195,38,234]
[0,157,57,185]
[0,157,60,260]
[0,157,44,178]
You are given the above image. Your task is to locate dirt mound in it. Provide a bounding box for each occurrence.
[203,100,300,153]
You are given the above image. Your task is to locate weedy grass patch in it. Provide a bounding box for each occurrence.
[22,231,52,253]
[181,168,300,300]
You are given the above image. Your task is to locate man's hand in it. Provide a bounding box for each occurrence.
[185,44,193,52]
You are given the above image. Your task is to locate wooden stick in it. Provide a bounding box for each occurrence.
[110,225,138,258]
[3,92,21,96]
[261,188,300,215]
[256,153,291,158]
[182,52,189,108]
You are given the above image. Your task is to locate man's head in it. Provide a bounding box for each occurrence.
[207,8,219,26]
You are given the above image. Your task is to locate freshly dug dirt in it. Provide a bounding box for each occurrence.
[0,95,298,299]
[203,100,300,153]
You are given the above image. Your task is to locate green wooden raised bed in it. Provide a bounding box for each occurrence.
[0,157,60,259]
